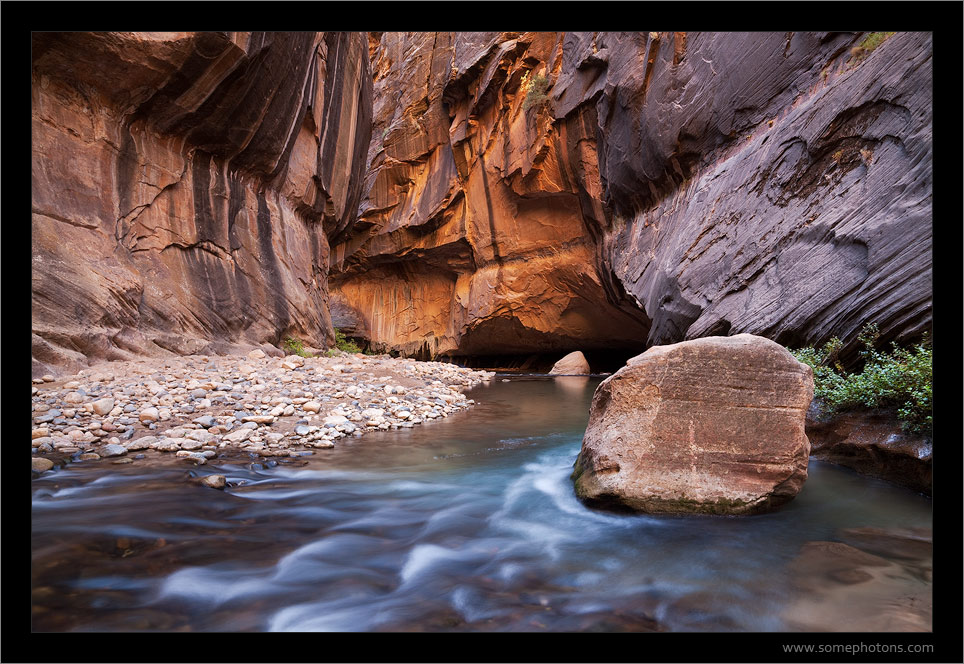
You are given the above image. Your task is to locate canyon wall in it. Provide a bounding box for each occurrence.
[31,32,372,376]
[32,32,932,374]
[331,31,931,363]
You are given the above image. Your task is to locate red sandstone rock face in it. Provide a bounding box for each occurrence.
[331,32,931,363]
[31,32,372,377]
[329,32,650,360]
[571,335,814,515]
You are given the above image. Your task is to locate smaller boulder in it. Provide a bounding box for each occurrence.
[200,475,227,490]
[91,398,115,416]
[100,444,128,457]
[548,351,591,375]
[32,457,55,473]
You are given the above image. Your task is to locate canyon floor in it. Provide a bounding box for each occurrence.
[31,351,496,479]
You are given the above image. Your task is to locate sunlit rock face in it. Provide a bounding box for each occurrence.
[329,32,651,360]
[31,32,372,376]
[331,31,931,362]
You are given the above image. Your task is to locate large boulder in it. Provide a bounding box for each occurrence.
[548,350,591,375]
[571,334,814,515]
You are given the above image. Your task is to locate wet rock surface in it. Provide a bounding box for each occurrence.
[782,527,932,631]
[31,352,494,474]
[806,406,932,494]
[572,334,814,514]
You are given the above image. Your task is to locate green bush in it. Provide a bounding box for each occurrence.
[790,324,931,435]
[283,336,313,358]
[332,328,362,354]
[522,73,550,111]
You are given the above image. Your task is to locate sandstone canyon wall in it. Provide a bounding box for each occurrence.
[31,32,372,377]
[32,31,932,374]
[330,31,931,364]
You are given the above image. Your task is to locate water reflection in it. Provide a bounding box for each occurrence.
[552,375,591,395]
[31,376,931,632]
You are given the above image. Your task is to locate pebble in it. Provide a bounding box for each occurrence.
[29,351,495,476]
[91,398,115,416]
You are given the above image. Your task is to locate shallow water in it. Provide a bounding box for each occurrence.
[31,376,932,632]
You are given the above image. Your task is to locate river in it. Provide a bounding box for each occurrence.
[31,375,932,632]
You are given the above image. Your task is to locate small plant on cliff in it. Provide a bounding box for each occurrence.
[283,336,313,358]
[790,324,932,435]
[847,31,896,67]
[522,72,551,111]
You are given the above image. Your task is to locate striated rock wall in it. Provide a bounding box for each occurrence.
[597,32,932,357]
[331,31,931,363]
[31,32,372,376]
[329,32,651,360]
[32,31,932,373]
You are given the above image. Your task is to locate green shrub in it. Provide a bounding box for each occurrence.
[283,336,313,358]
[790,324,931,435]
[522,73,550,111]
[332,328,362,354]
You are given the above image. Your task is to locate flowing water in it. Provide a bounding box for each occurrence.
[31,376,932,632]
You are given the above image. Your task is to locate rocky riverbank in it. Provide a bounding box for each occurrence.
[31,351,495,476]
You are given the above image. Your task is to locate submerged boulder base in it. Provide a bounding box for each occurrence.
[572,334,814,515]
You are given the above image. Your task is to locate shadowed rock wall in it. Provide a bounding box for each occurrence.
[331,31,931,363]
[32,32,372,376]
[595,32,932,357]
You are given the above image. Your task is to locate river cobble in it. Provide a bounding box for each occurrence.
[31,350,495,474]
